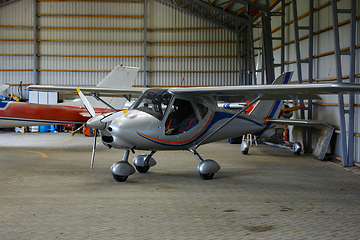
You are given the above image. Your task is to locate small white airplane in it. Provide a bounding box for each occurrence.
[29,70,360,182]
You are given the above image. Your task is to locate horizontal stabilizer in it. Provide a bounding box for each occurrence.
[268,118,330,127]
[0,84,10,92]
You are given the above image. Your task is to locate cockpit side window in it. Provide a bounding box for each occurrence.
[197,103,208,119]
[131,89,171,120]
[165,99,199,135]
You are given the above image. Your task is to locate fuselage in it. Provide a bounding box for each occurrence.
[98,89,274,151]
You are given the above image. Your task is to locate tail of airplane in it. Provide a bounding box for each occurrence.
[95,65,139,109]
[96,65,138,88]
[61,65,139,109]
[248,72,293,119]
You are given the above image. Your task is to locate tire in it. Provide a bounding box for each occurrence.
[136,165,150,173]
[199,173,214,180]
[112,175,128,182]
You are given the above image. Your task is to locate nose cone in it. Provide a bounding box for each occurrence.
[102,110,159,149]
[87,115,106,130]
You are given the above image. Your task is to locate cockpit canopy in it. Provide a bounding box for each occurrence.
[130,89,172,120]
[131,89,210,136]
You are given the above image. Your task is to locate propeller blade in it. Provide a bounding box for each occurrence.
[101,109,128,123]
[90,130,97,169]
[77,88,96,117]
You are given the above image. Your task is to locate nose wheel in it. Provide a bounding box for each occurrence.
[110,150,136,182]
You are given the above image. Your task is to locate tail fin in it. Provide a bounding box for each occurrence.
[248,72,293,119]
[96,65,138,88]
[62,65,138,109]
[95,65,139,109]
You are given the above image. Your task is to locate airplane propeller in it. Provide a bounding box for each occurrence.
[76,88,95,117]
[76,88,127,169]
[100,109,128,123]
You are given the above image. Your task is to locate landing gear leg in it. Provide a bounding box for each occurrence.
[110,149,136,182]
[190,149,220,180]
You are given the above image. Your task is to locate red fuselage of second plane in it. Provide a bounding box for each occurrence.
[0,101,114,128]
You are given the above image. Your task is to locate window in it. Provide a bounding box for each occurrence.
[197,103,208,119]
[131,89,171,120]
[165,99,199,135]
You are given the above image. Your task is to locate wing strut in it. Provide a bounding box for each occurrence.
[92,93,117,112]
[195,94,263,149]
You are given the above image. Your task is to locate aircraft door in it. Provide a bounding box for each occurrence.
[165,98,199,136]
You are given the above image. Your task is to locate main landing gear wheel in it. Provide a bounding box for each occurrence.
[135,165,150,173]
[197,159,220,181]
[199,173,214,180]
[113,175,128,182]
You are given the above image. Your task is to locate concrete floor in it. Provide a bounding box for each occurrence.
[1,131,360,239]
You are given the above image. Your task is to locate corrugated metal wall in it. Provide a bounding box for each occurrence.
[0,0,239,97]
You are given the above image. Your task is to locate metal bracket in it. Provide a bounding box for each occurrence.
[123,94,132,102]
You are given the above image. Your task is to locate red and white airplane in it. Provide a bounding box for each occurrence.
[0,65,138,128]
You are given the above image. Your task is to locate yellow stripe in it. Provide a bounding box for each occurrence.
[4,137,73,146]
[0,148,47,158]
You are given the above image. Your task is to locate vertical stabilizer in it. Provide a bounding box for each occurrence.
[248,72,293,119]
[61,65,139,109]
[96,65,139,88]
[95,65,139,109]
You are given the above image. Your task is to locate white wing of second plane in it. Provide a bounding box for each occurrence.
[28,85,147,98]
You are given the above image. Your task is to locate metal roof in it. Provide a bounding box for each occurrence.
[154,0,281,33]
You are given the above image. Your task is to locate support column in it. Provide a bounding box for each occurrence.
[33,0,39,85]
[236,33,243,85]
[261,11,275,84]
[307,0,314,154]
[143,0,147,87]
[292,0,309,153]
[348,0,356,166]
[330,0,355,166]
[249,19,256,85]
[280,0,285,73]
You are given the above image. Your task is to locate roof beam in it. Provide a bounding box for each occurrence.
[0,0,19,7]
[231,0,267,11]
[185,0,251,24]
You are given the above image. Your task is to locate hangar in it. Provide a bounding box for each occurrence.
[0,0,360,238]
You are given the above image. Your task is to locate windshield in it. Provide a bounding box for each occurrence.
[131,89,171,120]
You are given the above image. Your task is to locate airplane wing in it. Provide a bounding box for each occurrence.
[29,72,360,102]
[28,85,147,98]
[0,84,10,92]
[168,82,360,102]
